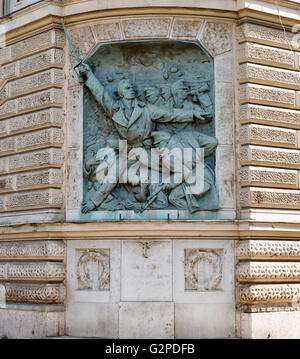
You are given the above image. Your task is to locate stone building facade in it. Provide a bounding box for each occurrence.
[0,0,299,339]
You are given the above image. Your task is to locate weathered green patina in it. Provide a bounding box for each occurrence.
[75,40,219,220]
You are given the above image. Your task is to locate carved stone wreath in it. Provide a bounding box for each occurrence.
[77,249,110,291]
[184,249,223,291]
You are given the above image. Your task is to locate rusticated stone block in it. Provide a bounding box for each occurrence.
[171,18,203,38]
[236,23,294,50]
[0,100,16,119]
[0,47,11,65]
[240,104,300,129]
[0,262,65,282]
[0,196,4,212]
[0,63,17,87]
[10,69,64,97]
[16,128,64,152]
[215,53,233,83]
[9,108,64,134]
[0,157,8,174]
[122,18,172,39]
[67,87,82,147]
[239,166,298,188]
[119,302,174,339]
[11,29,65,60]
[16,168,63,189]
[17,89,64,113]
[240,187,300,209]
[4,283,65,304]
[69,26,95,61]
[237,262,300,283]
[0,175,14,193]
[0,310,65,339]
[0,85,8,103]
[19,49,65,76]
[0,240,65,261]
[240,124,297,148]
[8,148,64,173]
[238,43,295,69]
[238,284,300,306]
[215,83,234,145]
[239,63,300,90]
[236,240,300,260]
[200,21,232,55]
[239,84,295,108]
[239,145,300,169]
[0,137,15,156]
[216,146,235,208]
[0,120,9,137]
[92,22,121,42]
[6,188,63,210]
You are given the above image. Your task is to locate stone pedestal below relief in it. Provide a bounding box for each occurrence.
[66,239,235,339]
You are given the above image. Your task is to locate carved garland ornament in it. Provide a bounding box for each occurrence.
[77,249,110,290]
[184,249,223,291]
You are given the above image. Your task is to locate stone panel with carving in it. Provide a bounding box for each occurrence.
[184,249,223,291]
[238,284,300,306]
[0,262,65,282]
[3,283,65,304]
[236,240,300,261]
[76,249,110,291]
[237,262,300,282]
[200,22,232,56]
[0,240,65,261]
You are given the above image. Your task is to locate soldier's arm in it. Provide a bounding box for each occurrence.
[78,63,114,117]
[149,105,194,123]
[149,104,211,123]
[198,133,218,157]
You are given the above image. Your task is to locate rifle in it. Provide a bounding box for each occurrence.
[61,19,84,83]
[140,184,166,213]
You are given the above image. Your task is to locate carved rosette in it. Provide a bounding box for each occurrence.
[184,249,223,291]
[77,249,110,291]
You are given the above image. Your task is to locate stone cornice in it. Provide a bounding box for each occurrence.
[0,1,300,46]
[0,221,300,240]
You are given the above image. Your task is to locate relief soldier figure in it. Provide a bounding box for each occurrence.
[78,63,214,213]
[75,41,219,215]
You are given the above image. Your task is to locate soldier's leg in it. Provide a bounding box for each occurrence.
[82,182,117,213]
[148,184,169,209]
[168,185,188,210]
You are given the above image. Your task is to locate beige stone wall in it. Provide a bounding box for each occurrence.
[0,0,299,338]
[0,239,66,337]
[237,23,300,221]
[0,29,66,225]
[235,22,300,337]
[235,239,300,338]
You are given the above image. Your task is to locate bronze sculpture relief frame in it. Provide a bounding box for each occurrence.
[77,40,219,221]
